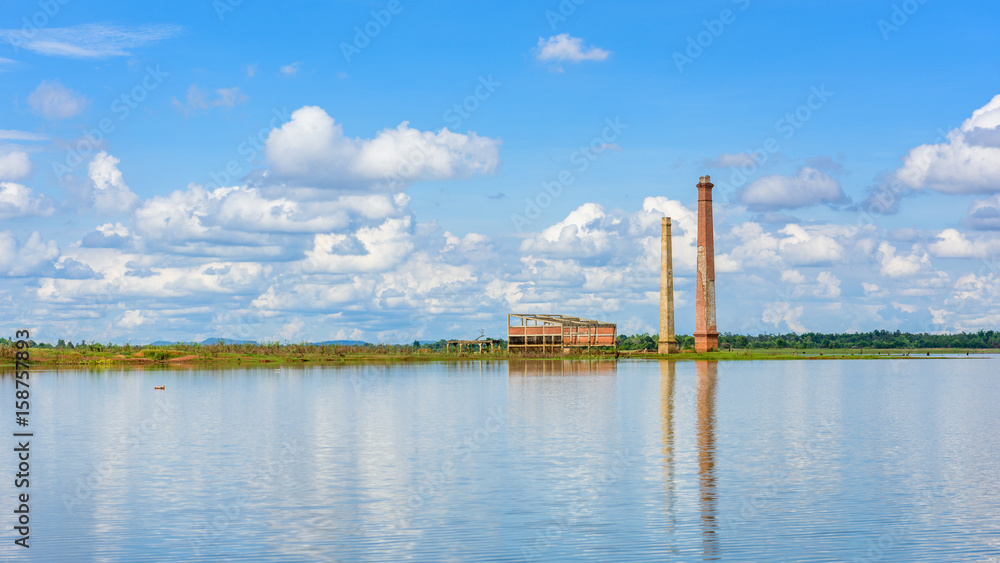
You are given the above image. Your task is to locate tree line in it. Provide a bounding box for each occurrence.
[615,330,1000,351]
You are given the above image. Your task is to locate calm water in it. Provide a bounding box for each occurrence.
[2,357,1000,562]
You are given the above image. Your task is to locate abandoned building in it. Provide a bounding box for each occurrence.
[506,314,617,353]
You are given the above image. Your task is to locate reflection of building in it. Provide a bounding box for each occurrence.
[507,359,618,457]
[506,314,617,353]
[507,359,618,377]
[696,360,719,559]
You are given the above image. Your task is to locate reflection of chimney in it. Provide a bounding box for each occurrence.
[659,217,679,354]
[696,360,719,559]
[659,360,678,543]
[695,175,719,353]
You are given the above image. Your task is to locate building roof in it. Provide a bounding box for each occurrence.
[508,314,616,327]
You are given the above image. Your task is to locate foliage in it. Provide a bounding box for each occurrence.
[614,330,1000,350]
[720,330,999,349]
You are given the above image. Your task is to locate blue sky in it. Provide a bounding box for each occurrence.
[2,0,1000,343]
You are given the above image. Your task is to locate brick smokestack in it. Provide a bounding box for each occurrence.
[695,175,719,352]
[659,217,679,354]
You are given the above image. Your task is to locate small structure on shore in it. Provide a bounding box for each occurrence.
[507,314,617,354]
[445,339,498,353]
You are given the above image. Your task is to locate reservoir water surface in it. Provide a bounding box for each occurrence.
[2,357,999,562]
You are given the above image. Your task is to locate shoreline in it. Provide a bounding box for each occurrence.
[1,347,991,369]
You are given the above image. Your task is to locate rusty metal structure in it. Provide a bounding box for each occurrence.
[506,314,617,353]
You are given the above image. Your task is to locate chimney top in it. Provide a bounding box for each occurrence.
[699,175,712,184]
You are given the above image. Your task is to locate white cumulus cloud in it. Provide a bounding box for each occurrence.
[0,151,32,180]
[877,241,930,277]
[0,182,54,219]
[965,195,1000,230]
[536,34,610,64]
[28,80,88,120]
[895,94,1000,194]
[741,167,848,210]
[303,216,414,274]
[264,106,501,190]
[89,152,139,213]
[118,310,148,329]
[0,231,58,276]
[928,228,1000,258]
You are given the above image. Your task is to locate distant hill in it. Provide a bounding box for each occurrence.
[145,338,368,346]
[199,338,258,345]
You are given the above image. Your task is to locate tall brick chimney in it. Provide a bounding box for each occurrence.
[659,217,679,354]
[695,175,719,353]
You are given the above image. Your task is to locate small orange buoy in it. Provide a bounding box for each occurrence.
[154,386,165,390]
